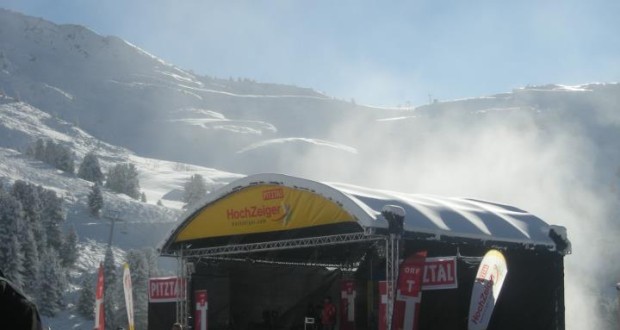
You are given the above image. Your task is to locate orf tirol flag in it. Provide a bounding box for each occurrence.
[468,249,508,330]
[123,263,135,330]
[195,290,208,330]
[340,280,356,330]
[94,263,105,330]
[393,250,427,330]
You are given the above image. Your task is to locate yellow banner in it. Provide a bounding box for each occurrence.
[175,185,355,241]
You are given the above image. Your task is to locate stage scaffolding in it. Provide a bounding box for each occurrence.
[171,229,402,330]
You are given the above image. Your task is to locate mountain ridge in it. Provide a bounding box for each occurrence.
[1,7,620,329]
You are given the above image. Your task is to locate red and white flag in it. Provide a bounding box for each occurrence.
[393,250,427,330]
[94,263,105,330]
[195,290,208,330]
[123,263,135,330]
[340,280,356,330]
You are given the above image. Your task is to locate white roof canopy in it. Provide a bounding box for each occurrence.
[161,173,567,253]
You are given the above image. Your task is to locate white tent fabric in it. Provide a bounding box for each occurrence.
[329,182,556,247]
[161,173,560,251]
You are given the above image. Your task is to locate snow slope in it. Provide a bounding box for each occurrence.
[0,97,242,328]
[1,7,620,329]
[0,8,401,170]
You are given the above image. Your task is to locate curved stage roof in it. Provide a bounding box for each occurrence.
[160,173,567,255]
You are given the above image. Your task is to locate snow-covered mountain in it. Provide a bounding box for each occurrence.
[0,8,397,172]
[1,7,620,330]
[0,95,242,328]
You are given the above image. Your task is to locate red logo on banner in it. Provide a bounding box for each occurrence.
[262,188,284,200]
[148,277,186,303]
[379,256,457,330]
[393,251,427,330]
[398,251,427,298]
[195,290,208,330]
[421,257,457,290]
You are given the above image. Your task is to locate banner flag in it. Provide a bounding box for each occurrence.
[195,290,208,330]
[94,263,105,330]
[148,277,187,303]
[340,280,356,330]
[468,249,508,330]
[123,263,135,330]
[393,250,427,330]
[379,281,388,330]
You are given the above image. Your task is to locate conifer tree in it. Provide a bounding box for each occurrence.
[78,152,104,184]
[126,250,149,330]
[0,191,25,286]
[11,181,42,224]
[143,248,160,278]
[2,236,24,287]
[183,174,207,208]
[39,187,65,252]
[11,181,47,255]
[114,273,128,330]
[88,184,104,217]
[105,163,141,200]
[43,140,58,164]
[27,139,75,173]
[32,138,46,160]
[19,226,40,297]
[38,250,67,316]
[55,144,75,174]
[103,246,119,330]
[60,225,79,268]
[77,274,95,320]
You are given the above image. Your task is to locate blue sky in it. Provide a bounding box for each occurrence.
[2,0,619,106]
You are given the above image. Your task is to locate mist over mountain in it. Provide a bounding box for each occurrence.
[1,7,620,330]
[0,8,396,172]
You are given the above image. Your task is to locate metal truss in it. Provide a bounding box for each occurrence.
[385,234,400,330]
[179,232,383,258]
[197,255,362,272]
[175,231,392,328]
[175,248,189,328]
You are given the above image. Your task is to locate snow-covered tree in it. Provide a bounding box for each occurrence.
[11,181,47,254]
[183,174,207,208]
[38,187,65,252]
[143,248,160,278]
[140,192,147,203]
[2,236,24,287]
[38,249,67,316]
[88,184,104,217]
[77,274,96,320]
[78,152,104,184]
[43,140,58,164]
[29,138,46,160]
[27,139,75,173]
[11,180,42,223]
[19,226,40,297]
[0,191,24,287]
[54,144,75,174]
[60,225,79,268]
[126,250,149,330]
[103,246,119,330]
[105,163,141,200]
[114,273,128,330]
